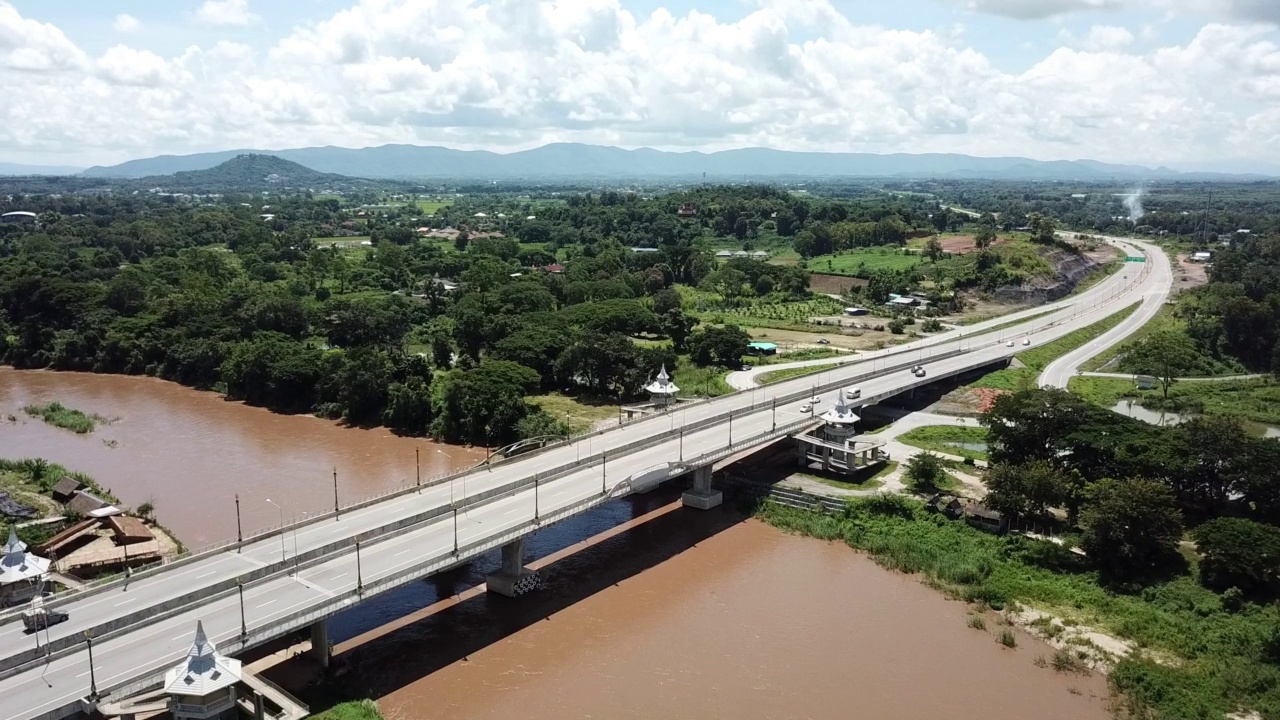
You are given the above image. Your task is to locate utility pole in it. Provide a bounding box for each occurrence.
[534,475,540,523]
[602,453,608,496]
[772,398,776,431]
[235,494,242,550]
[452,507,459,554]
[415,447,421,489]
[333,468,340,519]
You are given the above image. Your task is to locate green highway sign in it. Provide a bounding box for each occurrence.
[1125,256,1146,262]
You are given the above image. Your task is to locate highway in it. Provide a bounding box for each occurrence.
[0,235,1169,720]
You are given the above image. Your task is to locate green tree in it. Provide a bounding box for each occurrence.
[1192,517,1280,599]
[1079,478,1184,584]
[924,238,944,262]
[975,224,997,250]
[982,461,1068,521]
[687,325,751,367]
[1120,330,1202,399]
[905,452,946,491]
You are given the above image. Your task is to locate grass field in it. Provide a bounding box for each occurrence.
[809,247,923,276]
[311,700,383,720]
[674,356,734,398]
[969,303,1140,391]
[415,200,452,214]
[897,426,989,461]
[526,393,621,434]
[1068,375,1280,426]
[757,497,1280,720]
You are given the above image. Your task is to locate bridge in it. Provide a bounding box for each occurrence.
[0,237,1170,720]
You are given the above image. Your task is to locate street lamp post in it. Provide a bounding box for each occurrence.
[534,475,540,523]
[235,494,243,550]
[84,631,98,701]
[355,541,364,594]
[332,467,340,519]
[265,499,285,563]
[237,580,247,640]
[452,507,459,554]
[415,447,421,489]
[601,453,607,496]
[679,429,684,462]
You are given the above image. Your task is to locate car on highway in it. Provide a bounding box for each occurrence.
[1022,338,1031,346]
[810,396,822,404]
[817,338,830,345]
[22,607,68,632]
[800,403,812,412]
[845,387,861,399]
[1006,340,1015,347]
[913,367,927,378]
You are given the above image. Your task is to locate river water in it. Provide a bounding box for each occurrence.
[0,369,484,548]
[1,368,1111,719]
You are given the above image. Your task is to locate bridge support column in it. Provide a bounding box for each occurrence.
[486,537,540,597]
[682,465,722,510]
[309,620,330,668]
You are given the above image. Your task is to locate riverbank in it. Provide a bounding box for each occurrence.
[757,496,1280,719]
[1069,375,1280,426]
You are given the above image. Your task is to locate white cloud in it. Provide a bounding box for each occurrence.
[195,0,259,27]
[113,14,140,33]
[950,0,1280,22]
[0,0,1278,171]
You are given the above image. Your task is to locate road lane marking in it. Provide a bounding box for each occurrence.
[114,598,135,607]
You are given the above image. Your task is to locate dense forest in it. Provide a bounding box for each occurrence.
[0,186,912,446]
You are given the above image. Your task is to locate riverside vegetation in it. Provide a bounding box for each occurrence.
[22,401,109,434]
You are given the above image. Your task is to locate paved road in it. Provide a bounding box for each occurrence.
[1039,236,1173,388]
[1081,372,1263,382]
[0,236,1167,720]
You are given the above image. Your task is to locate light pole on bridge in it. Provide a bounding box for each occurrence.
[355,540,364,594]
[333,467,340,519]
[238,580,247,640]
[265,499,285,563]
[84,631,98,702]
[235,493,242,551]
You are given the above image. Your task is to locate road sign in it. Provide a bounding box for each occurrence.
[1125,256,1146,262]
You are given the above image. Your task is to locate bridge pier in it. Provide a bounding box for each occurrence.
[309,620,330,668]
[486,537,540,597]
[681,465,722,510]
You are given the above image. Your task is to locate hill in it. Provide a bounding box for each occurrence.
[82,143,1275,182]
[139,154,388,192]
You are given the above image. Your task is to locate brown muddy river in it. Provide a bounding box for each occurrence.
[2,368,1110,719]
[0,369,483,547]
[331,512,1111,720]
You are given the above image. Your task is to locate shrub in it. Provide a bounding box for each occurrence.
[998,629,1017,648]
[968,615,986,630]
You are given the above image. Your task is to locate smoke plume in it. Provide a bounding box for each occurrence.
[1123,188,1145,222]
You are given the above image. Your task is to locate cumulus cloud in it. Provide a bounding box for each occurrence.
[0,0,1279,171]
[195,0,259,27]
[113,14,140,33]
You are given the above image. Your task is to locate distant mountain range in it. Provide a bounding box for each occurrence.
[5,143,1274,182]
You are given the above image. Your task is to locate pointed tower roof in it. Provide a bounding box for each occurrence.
[820,396,860,426]
[0,527,50,586]
[164,621,242,697]
[645,364,680,397]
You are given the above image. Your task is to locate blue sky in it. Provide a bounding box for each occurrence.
[2,0,1279,170]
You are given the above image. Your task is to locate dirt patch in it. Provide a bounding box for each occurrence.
[1006,607,1137,674]
[746,326,909,352]
[809,273,867,295]
[931,387,1009,416]
[939,295,1031,325]
[1175,254,1209,291]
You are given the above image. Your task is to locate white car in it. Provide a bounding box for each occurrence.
[800,403,813,412]
[1006,340,1015,347]
[845,387,861,399]
[1022,338,1031,346]
[810,396,822,404]
[914,368,927,378]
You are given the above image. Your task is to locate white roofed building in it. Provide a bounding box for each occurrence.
[819,397,860,442]
[165,621,242,720]
[645,365,679,407]
[0,528,50,606]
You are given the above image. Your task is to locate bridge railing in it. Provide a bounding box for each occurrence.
[82,415,823,707]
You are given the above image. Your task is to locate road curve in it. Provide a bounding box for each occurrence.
[1038,236,1173,388]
